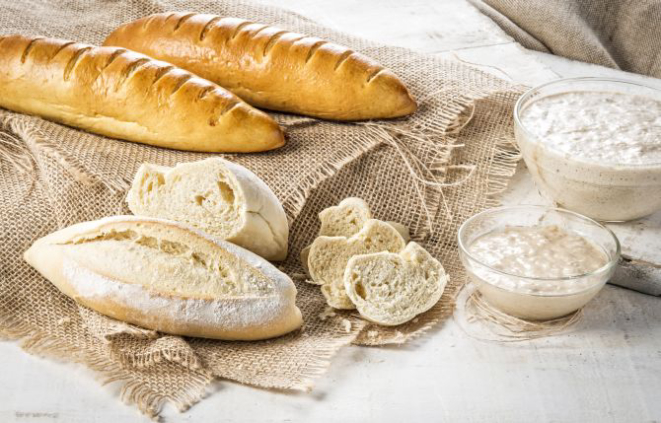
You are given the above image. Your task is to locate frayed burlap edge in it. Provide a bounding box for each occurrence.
[0,313,213,419]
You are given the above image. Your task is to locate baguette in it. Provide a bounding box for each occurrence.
[23,216,303,340]
[0,35,284,153]
[103,13,417,120]
[127,158,289,261]
[344,242,448,326]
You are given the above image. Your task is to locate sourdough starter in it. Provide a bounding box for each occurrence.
[466,225,611,320]
[469,225,608,294]
[516,90,661,221]
[521,91,661,165]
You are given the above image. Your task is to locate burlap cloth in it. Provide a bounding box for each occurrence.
[469,0,661,78]
[0,0,524,417]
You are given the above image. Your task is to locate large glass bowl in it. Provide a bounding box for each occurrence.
[514,77,661,222]
[458,205,620,320]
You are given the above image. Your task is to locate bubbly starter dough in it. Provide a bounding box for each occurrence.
[465,224,612,320]
[521,91,661,165]
[516,89,661,221]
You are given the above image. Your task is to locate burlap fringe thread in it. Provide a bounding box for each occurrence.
[454,284,583,342]
[0,115,132,194]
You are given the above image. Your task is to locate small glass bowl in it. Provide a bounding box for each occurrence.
[514,77,661,222]
[458,205,620,321]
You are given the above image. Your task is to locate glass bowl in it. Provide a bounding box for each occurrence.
[514,77,661,222]
[458,205,620,320]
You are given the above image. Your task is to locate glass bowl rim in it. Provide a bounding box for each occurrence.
[457,205,621,294]
[513,76,661,168]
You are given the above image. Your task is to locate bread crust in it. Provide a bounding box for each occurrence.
[23,216,303,340]
[0,35,284,152]
[104,13,417,120]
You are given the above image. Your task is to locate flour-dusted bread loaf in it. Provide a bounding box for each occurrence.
[104,13,417,120]
[344,242,447,326]
[300,198,409,281]
[127,158,288,261]
[0,35,283,153]
[308,219,406,309]
[23,216,302,340]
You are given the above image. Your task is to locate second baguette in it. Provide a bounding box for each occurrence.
[104,13,417,121]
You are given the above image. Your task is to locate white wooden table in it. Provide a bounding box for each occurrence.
[2,1,660,421]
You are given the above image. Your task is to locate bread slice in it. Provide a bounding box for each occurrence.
[0,35,283,153]
[308,219,406,309]
[300,198,409,280]
[318,197,373,237]
[127,158,288,261]
[344,242,448,326]
[104,13,417,121]
[23,216,302,340]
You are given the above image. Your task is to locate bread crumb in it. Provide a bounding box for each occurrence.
[341,319,351,333]
[413,318,419,323]
[57,317,71,325]
[291,273,308,280]
[367,330,379,338]
[318,306,336,321]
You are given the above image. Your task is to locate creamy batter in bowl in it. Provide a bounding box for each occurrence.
[514,77,661,221]
[458,206,620,320]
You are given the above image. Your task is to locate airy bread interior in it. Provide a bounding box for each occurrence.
[129,162,243,242]
[60,219,274,299]
[308,219,406,309]
[318,197,372,237]
[127,158,288,261]
[301,199,409,281]
[344,242,448,326]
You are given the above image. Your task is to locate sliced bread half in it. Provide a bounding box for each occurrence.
[127,158,288,261]
[308,219,406,309]
[24,216,302,340]
[344,242,448,326]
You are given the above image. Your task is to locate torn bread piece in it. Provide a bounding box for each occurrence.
[344,242,448,326]
[318,197,373,237]
[127,158,288,261]
[300,199,409,281]
[308,219,406,309]
[317,198,409,241]
[23,216,302,340]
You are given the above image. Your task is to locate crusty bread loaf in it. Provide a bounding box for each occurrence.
[103,13,417,120]
[344,242,447,326]
[0,34,283,153]
[308,219,406,309]
[127,158,289,261]
[300,198,409,281]
[23,216,302,340]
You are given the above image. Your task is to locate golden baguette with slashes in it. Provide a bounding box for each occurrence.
[0,35,284,153]
[104,13,417,121]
